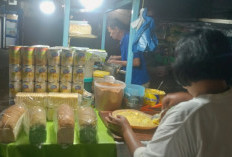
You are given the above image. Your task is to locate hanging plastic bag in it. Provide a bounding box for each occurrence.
[131,8,158,53]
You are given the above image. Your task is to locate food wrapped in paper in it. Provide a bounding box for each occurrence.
[54,104,75,144]
[0,104,26,143]
[77,106,97,143]
[24,106,47,144]
[16,92,48,109]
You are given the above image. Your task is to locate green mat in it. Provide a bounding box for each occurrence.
[0,112,116,157]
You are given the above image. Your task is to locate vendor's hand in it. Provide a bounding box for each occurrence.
[106,114,131,136]
[107,59,112,63]
[160,92,193,119]
[108,55,115,60]
[162,92,193,110]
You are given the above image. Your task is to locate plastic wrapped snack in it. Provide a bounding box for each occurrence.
[22,81,34,92]
[0,104,26,143]
[77,106,97,143]
[61,48,74,66]
[73,66,85,83]
[21,46,35,65]
[9,46,21,65]
[54,104,75,144]
[47,93,79,108]
[72,81,84,94]
[9,81,21,98]
[35,82,47,93]
[72,47,89,66]
[16,92,48,109]
[48,66,60,83]
[34,45,49,66]
[22,65,35,82]
[35,66,47,82]
[47,82,59,92]
[25,106,47,144]
[9,64,21,81]
[60,66,72,82]
[60,82,71,93]
[47,47,61,66]
[47,93,80,121]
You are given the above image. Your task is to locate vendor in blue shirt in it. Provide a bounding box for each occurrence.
[107,18,150,87]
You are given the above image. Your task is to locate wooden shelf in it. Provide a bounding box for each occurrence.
[69,34,97,39]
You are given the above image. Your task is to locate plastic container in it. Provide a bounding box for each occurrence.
[94,77,126,111]
[144,88,166,107]
[123,84,145,109]
[93,70,110,81]
[84,77,93,93]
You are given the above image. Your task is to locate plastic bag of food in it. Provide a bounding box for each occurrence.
[47,93,80,121]
[16,92,48,109]
[0,104,26,143]
[24,106,47,144]
[54,104,75,144]
[77,106,97,143]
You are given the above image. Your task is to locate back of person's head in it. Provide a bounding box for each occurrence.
[173,29,232,86]
[107,18,128,31]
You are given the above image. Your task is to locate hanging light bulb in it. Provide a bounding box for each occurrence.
[39,0,56,14]
[80,0,103,11]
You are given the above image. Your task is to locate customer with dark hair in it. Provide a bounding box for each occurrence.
[107,29,232,157]
[107,18,150,87]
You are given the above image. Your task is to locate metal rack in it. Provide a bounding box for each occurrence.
[0,5,22,48]
[62,0,141,85]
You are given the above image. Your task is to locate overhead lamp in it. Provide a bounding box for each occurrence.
[39,0,56,15]
[80,0,103,11]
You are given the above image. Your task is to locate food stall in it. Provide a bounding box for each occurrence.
[0,0,232,157]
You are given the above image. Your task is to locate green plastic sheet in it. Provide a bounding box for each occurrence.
[0,112,116,157]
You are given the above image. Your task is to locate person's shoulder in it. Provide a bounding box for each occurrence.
[161,98,205,124]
